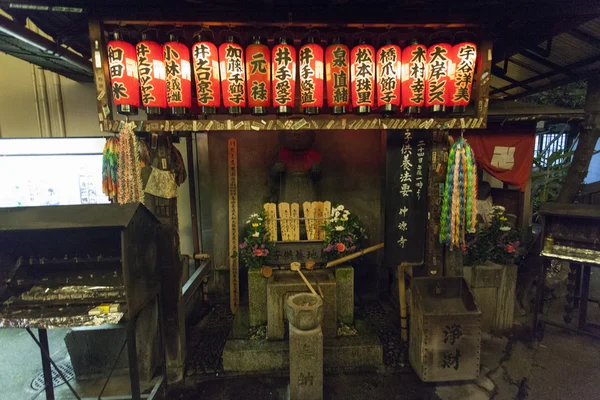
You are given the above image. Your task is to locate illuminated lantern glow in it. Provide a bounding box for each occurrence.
[272,37,296,115]
[376,40,401,114]
[425,42,453,113]
[107,34,140,115]
[245,37,270,115]
[401,41,426,114]
[192,33,221,115]
[163,36,192,115]
[351,40,375,114]
[219,37,246,115]
[299,36,324,115]
[449,42,477,112]
[325,37,350,115]
[136,33,166,115]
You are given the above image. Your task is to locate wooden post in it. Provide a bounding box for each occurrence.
[557,75,600,203]
[88,19,112,131]
[228,138,239,314]
[472,38,493,129]
[425,130,449,276]
[398,264,408,342]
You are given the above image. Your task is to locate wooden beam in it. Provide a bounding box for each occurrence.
[491,53,600,96]
[503,75,590,100]
[88,19,112,131]
[519,50,572,76]
[569,28,600,49]
[508,57,545,75]
[492,65,534,91]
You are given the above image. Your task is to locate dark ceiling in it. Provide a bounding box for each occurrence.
[1,0,600,100]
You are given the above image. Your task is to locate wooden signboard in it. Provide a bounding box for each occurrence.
[384,129,430,266]
[266,241,325,265]
[228,138,239,314]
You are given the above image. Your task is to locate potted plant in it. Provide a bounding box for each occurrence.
[462,205,523,332]
[321,204,367,261]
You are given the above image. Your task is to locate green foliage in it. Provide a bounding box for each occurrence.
[234,212,274,270]
[463,206,524,266]
[522,80,587,109]
[531,133,577,214]
[322,204,367,261]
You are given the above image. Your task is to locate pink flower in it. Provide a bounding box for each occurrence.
[324,244,334,253]
[348,245,356,252]
[239,242,248,249]
[336,243,346,253]
[263,249,269,256]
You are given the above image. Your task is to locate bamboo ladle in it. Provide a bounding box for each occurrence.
[290,262,318,297]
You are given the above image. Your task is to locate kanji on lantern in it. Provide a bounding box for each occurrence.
[192,36,220,113]
[425,43,452,111]
[376,42,401,113]
[299,38,324,114]
[219,39,246,114]
[136,38,166,114]
[246,38,270,115]
[351,42,375,114]
[163,40,192,112]
[401,42,426,113]
[449,42,477,110]
[107,38,140,115]
[272,38,296,115]
[325,39,350,114]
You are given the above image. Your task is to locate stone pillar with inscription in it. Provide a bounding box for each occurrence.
[286,293,324,400]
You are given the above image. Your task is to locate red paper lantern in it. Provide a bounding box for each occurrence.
[299,37,324,115]
[136,34,166,115]
[246,37,270,115]
[163,37,192,115]
[192,33,221,115]
[425,42,453,113]
[376,41,401,114]
[219,37,246,115]
[351,41,375,114]
[272,38,296,115]
[325,38,350,115]
[401,41,426,114]
[107,35,140,115]
[449,42,477,112]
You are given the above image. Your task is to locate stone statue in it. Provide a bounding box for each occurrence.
[269,130,322,204]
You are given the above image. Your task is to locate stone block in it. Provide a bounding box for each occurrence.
[222,316,383,373]
[65,325,128,379]
[472,262,504,288]
[267,270,336,339]
[289,325,323,400]
[335,266,354,325]
[248,268,268,326]
[222,339,289,372]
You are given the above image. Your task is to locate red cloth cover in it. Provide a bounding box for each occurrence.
[455,123,535,191]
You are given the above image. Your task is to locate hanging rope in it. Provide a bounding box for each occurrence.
[102,137,119,202]
[439,137,478,248]
[116,122,145,205]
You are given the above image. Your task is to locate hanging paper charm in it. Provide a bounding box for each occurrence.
[351,41,375,114]
[220,37,246,115]
[136,35,166,115]
[376,41,402,113]
[163,38,192,114]
[401,42,426,114]
[439,137,478,248]
[299,37,324,115]
[192,34,221,115]
[246,37,271,115]
[325,38,350,114]
[107,35,140,115]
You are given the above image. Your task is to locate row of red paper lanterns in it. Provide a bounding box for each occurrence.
[106,35,477,116]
